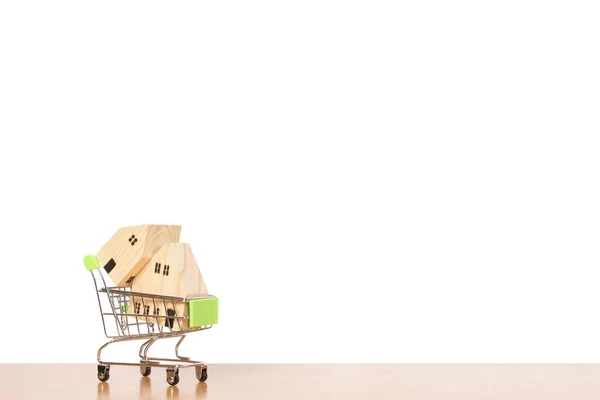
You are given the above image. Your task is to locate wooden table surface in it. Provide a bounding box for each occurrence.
[1,364,600,399]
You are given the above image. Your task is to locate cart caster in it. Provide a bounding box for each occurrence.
[140,362,151,377]
[166,368,180,386]
[97,365,110,382]
[196,366,208,382]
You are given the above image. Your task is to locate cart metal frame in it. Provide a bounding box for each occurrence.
[89,265,213,385]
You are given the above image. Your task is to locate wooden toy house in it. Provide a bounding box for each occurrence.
[131,243,209,329]
[95,224,215,329]
[96,225,181,286]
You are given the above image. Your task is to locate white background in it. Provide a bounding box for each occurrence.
[0,1,599,363]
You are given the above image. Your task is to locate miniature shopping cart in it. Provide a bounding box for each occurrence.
[84,255,218,386]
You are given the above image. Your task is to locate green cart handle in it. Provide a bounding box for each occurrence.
[84,254,101,271]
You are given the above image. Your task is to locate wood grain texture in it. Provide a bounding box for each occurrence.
[2,364,600,400]
[96,225,181,286]
[131,243,208,328]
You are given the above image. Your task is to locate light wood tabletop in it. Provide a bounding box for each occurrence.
[1,364,599,399]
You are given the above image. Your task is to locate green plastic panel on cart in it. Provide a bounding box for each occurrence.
[188,297,219,327]
[84,254,101,271]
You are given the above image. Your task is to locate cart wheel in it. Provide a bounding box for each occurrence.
[97,365,110,382]
[196,366,208,382]
[166,368,180,386]
[140,364,151,377]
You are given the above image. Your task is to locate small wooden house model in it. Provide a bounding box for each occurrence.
[131,243,209,329]
[95,224,214,329]
[96,225,181,286]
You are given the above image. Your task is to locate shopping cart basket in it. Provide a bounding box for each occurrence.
[84,254,218,386]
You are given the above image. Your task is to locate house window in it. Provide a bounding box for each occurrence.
[154,263,161,274]
[166,309,175,328]
[135,302,141,314]
[144,305,150,315]
[128,234,138,246]
[163,265,170,276]
[153,308,160,315]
